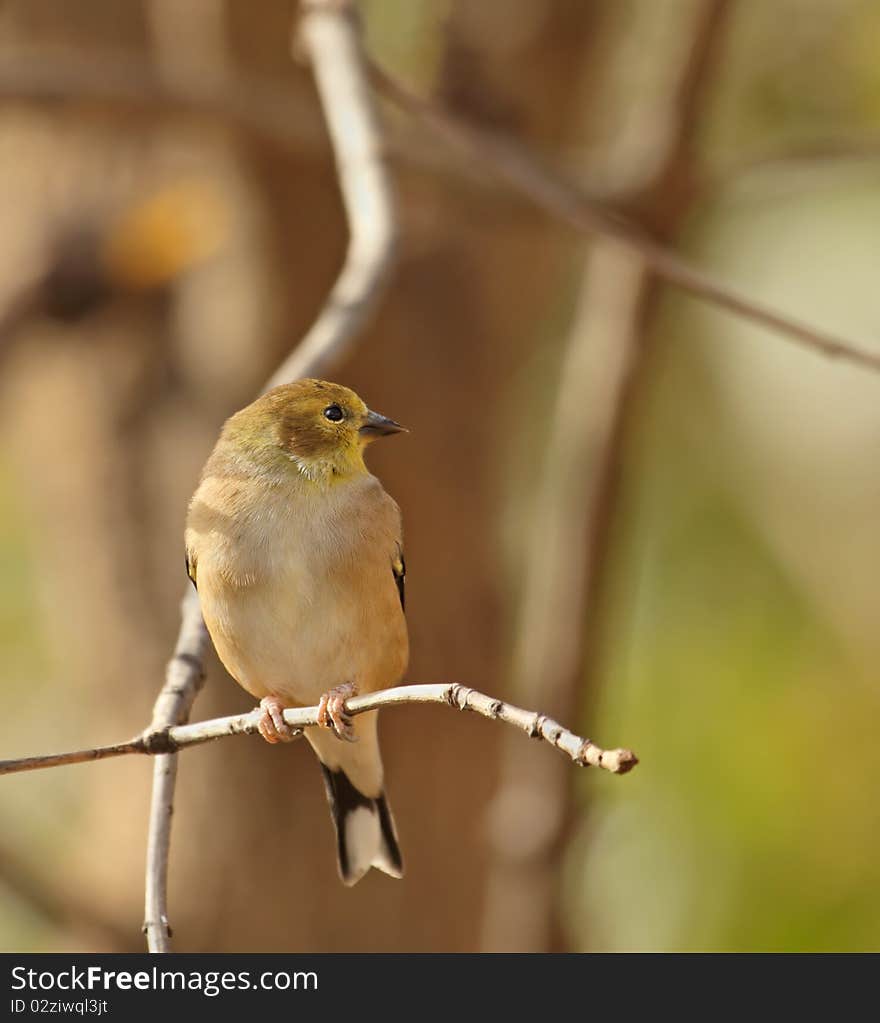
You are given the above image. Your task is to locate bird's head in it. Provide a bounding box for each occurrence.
[221,379,406,481]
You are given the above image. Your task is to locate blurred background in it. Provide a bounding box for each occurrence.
[1,0,879,953]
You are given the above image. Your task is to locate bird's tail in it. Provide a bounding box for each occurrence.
[319,764,404,886]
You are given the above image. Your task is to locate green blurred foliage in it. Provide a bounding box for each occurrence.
[361,0,451,86]
[573,221,880,951]
[0,452,60,951]
[707,0,880,160]
[575,373,880,949]
[0,453,45,701]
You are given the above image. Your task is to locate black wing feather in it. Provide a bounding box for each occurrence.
[392,545,405,612]
[185,548,197,590]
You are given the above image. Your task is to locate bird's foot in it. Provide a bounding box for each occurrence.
[257,696,297,743]
[316,682,358,742]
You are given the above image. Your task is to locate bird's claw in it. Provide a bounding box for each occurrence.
[257,696,297,743]
[317,682,358,742]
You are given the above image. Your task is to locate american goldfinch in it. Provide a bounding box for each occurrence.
[185,379,408,885]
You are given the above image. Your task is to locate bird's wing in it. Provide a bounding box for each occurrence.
[185,547,198,590]
[392,542,405,612]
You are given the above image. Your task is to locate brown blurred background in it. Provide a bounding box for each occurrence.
[2,0,880,953]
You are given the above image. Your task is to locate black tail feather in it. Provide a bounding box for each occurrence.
[374,792,403,875]
[320,764,403,885]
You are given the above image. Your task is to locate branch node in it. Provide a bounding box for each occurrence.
[575,739,595,767]
[142,918,172,938]
[141,729,179,755]
[447,683,473,711]
[613,749,640,775]
[529,714,548,739]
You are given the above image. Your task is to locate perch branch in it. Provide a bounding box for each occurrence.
[143,0,398,953]
[367,61,880,375]
[0,684,638,777]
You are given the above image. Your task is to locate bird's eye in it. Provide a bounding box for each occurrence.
[323,404,344,422]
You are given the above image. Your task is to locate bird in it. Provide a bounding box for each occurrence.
[185,378,408,885]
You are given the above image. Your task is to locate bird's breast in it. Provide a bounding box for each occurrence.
[187,472,407,702]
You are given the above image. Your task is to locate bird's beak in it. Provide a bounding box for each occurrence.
[359,408,407,438]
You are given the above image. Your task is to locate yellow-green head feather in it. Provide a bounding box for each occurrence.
[215,379,404,482]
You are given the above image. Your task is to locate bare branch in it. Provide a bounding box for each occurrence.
[367,61,880,375]
[265,1,397,389]
[0,683,638,778]
[143,0,398,953]
[143,591,210,953]
[0,740,145,775]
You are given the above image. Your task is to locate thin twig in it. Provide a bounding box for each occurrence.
[367,61,880,375]
[0,740,145,775]
[0,684,638,778]
[142,0,398,953]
